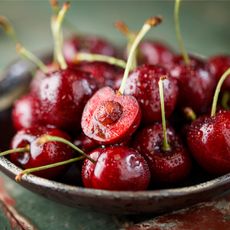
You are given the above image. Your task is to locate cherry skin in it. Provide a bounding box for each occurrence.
[187,110,230,175]
[132,123,191,184]
[35,67,98,131]
[82,146,150,191]
[74,132,98,152]
[169,55,216,114]
[10,126,74,179]
[63,35,118,65]
[124,64,178,123]
[138,40,174,67]
[78,62,123,88]
[12,94,41,131]
[81,86,141,144]
[208,55,230,91]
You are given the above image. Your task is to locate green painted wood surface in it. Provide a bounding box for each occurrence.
[0,1,230,229]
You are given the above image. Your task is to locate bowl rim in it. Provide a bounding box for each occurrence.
[1,156,230,199]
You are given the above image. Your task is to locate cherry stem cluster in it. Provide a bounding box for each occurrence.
[118,16,162,95]
[174,0,190,65]
[211,67,230,117]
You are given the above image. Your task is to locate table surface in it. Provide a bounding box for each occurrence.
[0,1,230,229]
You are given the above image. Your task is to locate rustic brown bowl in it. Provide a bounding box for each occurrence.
[0,58,230,215]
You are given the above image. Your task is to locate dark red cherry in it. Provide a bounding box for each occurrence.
[169,55,216,113]
[124,64,178,123]
[78,62,123,88]
[35,67,98,131]
[82,146,150,191]
[12,94,41,131]
[138,40,174,67]
[208,55,230,91]
[63,35,117,65]
[10,126,74,179]
[133,123,191,184]
[187,110,230,175]
[81,86,141,144]
[74,133,98,152]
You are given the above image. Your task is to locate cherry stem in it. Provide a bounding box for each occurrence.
[0,145,30,157]
[158,76,171,152]
[174,0,190,65]
[75,52,126,69]
[118,16,162,95]
[52,2,69,69]
[211,67,230,116]
[15,155,85,182]
[0,16,17,42]
[184,107,196,121]
[222,92,230,110]
[16,43,48,73]
[49,0,60,15]
[37,135,95,163]
[115,20,137,69]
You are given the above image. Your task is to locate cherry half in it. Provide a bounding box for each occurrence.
[82,146,150,191]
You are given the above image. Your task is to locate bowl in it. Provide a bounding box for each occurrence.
[0,57,230,215]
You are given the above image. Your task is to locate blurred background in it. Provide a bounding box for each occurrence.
[0,0,230,69]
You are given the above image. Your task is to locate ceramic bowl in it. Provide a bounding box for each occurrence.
[0,58,230,215]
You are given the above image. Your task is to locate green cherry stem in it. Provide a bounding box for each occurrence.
[16,43,48,73]
[15,155,85,182]
[184,107,196,121]
[174,0,190,65]
[37,135,95,163]
[75,52,126,69]
[49,0,60,15]
[118,16,162,95]
[211,67,230,117]
[0,16,17,42]
[222,92,230,110]
[52,2,69,69]
[158,76,171,152]
[0,145,30,157]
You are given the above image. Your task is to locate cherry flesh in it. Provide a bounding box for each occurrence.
[10,126,74,179]
[63,35,118,65]
[81,86,141,144]
[187,110,230,175]
[35,67,98,131]
[169,55,216,114]
[133,123,191,184]
[82,146,150,191]
[139,40,174,67]
[208,55,230,91]
[124,64,178,123]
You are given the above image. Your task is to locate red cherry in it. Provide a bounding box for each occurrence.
[82,146,150,191]
[63,35,118,65]
[208,55,230,91]
[12,94,42,131]
[125,64,178,123]
[10,126,74,179]
[139,40,174,67]
[133,123,191,184]
[169,55,216,113]
[78,62,123,88]
[74,133,98,152]
[81,86,141,144]
[187,110,230,175]
[35,67,98,131]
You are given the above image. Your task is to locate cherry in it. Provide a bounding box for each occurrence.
[74,133,98,152]
[81,17,162,144]
[186,68,230,175]
[124,64,178,123]
[132,77,191,184]
[63,35,118,65]
[170,55,216,113]
[12,94,41,131]
[9,126,74,179]
[208,55,230,91]
[82,146,150,191]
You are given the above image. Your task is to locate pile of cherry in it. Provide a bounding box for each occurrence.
[0,1,229,191]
